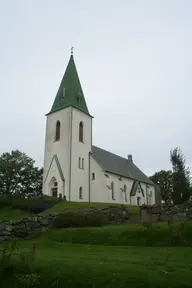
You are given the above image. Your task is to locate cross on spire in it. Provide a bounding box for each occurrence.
[70,46,74,55]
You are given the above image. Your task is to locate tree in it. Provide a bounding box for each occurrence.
[0,150,43,196]
[149,170,172,203]
[170,147,191,204]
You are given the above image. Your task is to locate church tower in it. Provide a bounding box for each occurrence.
[43,51,92,201]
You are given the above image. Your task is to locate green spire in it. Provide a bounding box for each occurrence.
[47,54,90,115]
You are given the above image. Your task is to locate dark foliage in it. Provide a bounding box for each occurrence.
[0,195,58,214]
[149,170,173,203]
[53,211,108,228]
[170,147,191,204]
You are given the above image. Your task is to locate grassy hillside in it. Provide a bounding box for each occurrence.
[39,221,192,247]
[0,196,139,221]
[1,205,192,287]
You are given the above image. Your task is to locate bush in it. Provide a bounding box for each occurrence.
[53,211,108,228]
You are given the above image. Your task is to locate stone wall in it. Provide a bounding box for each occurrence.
[0,213,58,242]
[140,203,192,222]
[76,205,129,224]
[0,205,131,242]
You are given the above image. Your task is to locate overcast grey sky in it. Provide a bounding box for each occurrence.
[0,0,192,176]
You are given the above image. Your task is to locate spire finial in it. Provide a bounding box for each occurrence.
[70,46,74,55]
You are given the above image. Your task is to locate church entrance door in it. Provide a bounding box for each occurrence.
[52,187,58,197]
[49,177,58,198]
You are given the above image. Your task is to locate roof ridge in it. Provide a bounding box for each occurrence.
[92,145,154,185]
[92,145,129,162]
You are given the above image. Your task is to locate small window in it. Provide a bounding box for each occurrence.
[92,173,95,180]
[63,87,66,98]
[79,121,84,142]
[77,91,82,106]
[111,181,115,200]
[55,121,61,141]
[104,174,109,178]
[78,157,81,168]
[54,182,58,187]
[79,187,83,199]
[82,158,84,169]
[137,197,141,206]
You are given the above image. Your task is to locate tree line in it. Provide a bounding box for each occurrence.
[0,147,191,203]
[149,147,191,204]
[0,150,43,196]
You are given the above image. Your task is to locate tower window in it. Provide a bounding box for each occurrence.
[55,121,61,141]
[79,121,84,142]
[79,187,83,199]
[92,173,95,180]
[82,158,84,169]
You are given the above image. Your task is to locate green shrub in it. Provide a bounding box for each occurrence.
[52,211,108,228]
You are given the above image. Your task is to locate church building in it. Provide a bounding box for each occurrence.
[43,52,156,205]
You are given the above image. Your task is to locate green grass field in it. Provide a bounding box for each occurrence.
[4,231,192,287]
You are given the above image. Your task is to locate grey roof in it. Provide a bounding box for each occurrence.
[91,145,154,185]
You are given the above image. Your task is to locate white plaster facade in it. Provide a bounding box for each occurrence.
[89,157,155,205]
[42,54,156,206]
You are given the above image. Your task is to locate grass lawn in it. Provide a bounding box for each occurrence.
[0,207,32,220]
[7,240,192,287]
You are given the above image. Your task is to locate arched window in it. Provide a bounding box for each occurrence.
[55,121,61,141]
[79,121,84,142]
[111,181,115,200]
[79,187,83,199]
[124,184,127,202]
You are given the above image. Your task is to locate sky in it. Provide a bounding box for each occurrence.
[0,0,192,176]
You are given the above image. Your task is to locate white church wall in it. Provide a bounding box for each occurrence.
[90,156,156,205]
[90,157,108,203]
[104,172,134,204]
[70,108,92,202]
[43,107,72,199]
